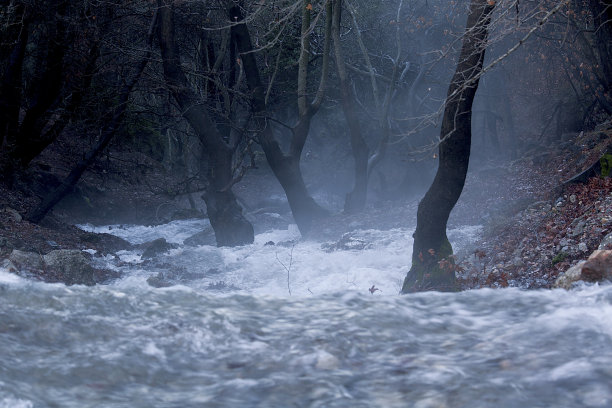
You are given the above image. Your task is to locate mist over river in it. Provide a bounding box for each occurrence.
[1,220,611,407]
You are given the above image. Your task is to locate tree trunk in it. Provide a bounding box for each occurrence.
[203,148,255,246]
[265,147,329,234]
[401,0,494,293]
[158,1,253,246]
[231,3,331,235]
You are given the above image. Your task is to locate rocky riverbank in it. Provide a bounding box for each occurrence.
[456,122,612,289]
[1,120,610,288]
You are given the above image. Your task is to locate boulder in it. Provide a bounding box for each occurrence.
[553,250,612,289]
[553,261,586,290]
[1,259,17,273]
[8,249,44,271]
[43,250,96,286]
[3,248,118,285]
[146,266,202,288]
[581,250,612,282]
[140,238,177,258]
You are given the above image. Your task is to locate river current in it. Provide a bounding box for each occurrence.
[1,219,611,407]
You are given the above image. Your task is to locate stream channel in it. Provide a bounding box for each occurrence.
[1,219,611,407]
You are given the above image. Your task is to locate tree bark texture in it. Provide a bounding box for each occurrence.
[401,0,494,293]
[231,3,331,235]
[158,1,253,246]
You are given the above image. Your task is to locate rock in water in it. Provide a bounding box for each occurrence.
[553,250,612,289]
[43,250,96,286]
[140,238,177,258]
[553,261,586,290]
[3,250,44,278]
[314,350,340,370]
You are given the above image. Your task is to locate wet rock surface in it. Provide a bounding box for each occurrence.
[2,248,119,285]
[139,238,178,259]
[554,250,612,289]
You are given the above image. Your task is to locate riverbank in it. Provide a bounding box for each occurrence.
[456,121,612,288]
[1,120,610,288]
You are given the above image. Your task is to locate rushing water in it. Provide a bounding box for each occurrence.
[1,220,611,407]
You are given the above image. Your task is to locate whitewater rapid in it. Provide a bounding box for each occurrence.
[1,220,610,407]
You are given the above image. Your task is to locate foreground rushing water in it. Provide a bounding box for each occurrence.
[1,220,611,407]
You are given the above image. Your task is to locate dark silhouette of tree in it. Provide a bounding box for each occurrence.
[157,0,254,246]
[331,0,405,213]
[232,1,332,236]
[402,0,495,293]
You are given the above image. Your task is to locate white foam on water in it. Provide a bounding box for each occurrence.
[78,218,211,244]
[0,268,24,285]
[0,397,33,408]
[78,220,484,298]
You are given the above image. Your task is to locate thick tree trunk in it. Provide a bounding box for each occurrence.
[401,0,494,293]
[231,4,330,235]
[203,149,255,246]
[266,148,329,234]
[158,1,253,246]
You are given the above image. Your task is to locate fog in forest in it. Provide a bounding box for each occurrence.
[1,0,611,406]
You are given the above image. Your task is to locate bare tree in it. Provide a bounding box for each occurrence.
[157,0,254,246]
[401,0,495,293]
[233,0,333,235]
[332,0,406,212]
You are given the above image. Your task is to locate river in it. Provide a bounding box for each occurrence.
[1,219,610,407]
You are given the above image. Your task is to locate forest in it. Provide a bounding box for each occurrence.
[0,0,611,406]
